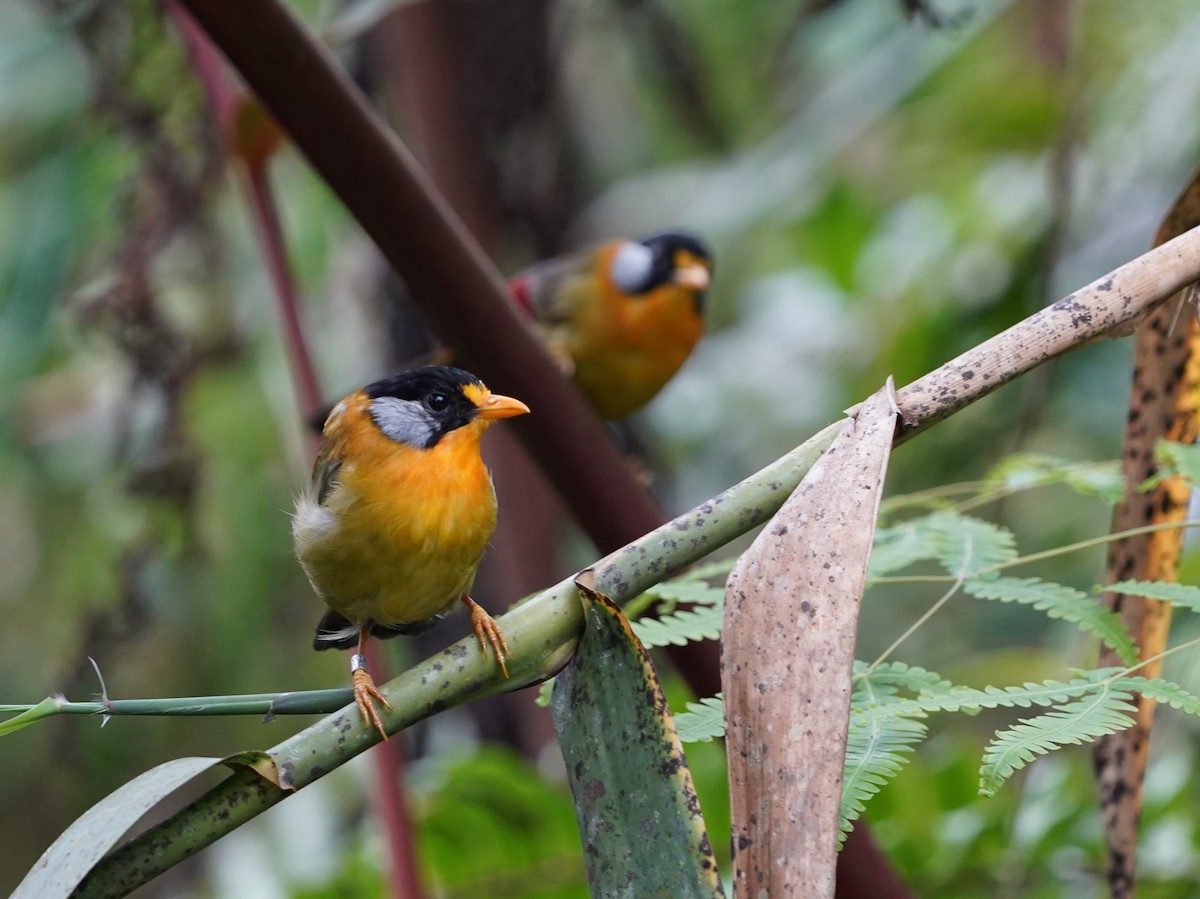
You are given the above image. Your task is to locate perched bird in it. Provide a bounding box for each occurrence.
[293,366,530,737]
[509,231,712,420]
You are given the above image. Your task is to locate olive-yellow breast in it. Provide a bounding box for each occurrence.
[293,365,528,736]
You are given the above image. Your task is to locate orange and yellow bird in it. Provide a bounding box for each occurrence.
[292,366,529,737]
[509,231,712,420]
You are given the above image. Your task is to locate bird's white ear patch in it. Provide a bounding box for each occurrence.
[370,396,437,448]
[609,241,655,294]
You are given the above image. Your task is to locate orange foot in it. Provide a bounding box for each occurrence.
[352,665,392,739]
[464,596,510,677]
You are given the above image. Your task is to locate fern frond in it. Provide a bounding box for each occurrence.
[853,661,953,700]
[911,675,1113,715]
[669,558,737,583]
[1113,676,1200,716]
[1108,579,1200,613]
[964,577,1138,664]
[644,580,725,607]
[984,454,1124,504]
[673,695,725,743]
[925,511,1017,577]
[632,604,722,647]
[868,519,941,578]
[840,711,927,844]
[980,687,1137,795]
[1142,440,1200,490]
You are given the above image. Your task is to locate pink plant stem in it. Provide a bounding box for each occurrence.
[167,5,422,896]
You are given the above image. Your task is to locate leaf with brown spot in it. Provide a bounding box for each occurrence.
[551,570,725,899]
[722,381,897,899]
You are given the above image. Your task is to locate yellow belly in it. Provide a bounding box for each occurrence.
[294,427,498,626]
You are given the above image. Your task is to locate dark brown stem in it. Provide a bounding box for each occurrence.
[178,0,665,554]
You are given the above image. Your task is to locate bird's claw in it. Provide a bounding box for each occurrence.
[466,598,510,678]
[352,667,392,739]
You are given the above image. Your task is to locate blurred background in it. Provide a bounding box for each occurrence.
[4,0,1200,896]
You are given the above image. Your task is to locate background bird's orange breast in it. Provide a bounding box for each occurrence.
[301,405,498,626]
[568,244,704,419]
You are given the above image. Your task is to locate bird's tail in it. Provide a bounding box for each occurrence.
[312,610,443,650]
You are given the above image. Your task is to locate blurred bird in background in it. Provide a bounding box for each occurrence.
[293,366,530,738]
[509,231,712,420]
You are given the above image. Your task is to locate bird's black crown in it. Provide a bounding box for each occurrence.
[365,366,486,449]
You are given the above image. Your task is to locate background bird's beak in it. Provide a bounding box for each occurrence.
[477,393,531,420]
[673,263,711,291]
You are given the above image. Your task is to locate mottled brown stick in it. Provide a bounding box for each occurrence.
[893,224,1200,433]
[1093,169,1200,899]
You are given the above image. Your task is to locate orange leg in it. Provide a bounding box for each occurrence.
[351,628,392,739]
[463,596,510,678]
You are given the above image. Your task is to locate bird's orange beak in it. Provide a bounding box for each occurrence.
[673,262,711,292]
[477,392,531,420]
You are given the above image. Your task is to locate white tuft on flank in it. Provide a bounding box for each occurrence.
[292,494,339,549]
[369,396,437,448]
[609,241,655,294]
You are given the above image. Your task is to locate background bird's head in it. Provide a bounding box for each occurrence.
[357,366,528,450]
[608,231,713,312]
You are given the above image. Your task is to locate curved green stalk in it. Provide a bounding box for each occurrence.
[72,422,842,898]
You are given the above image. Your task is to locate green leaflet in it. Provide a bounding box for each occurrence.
[980,689,1139,796]
[841,713,927,843]
[965,577,1138,665]
[673,695,726,744]
[633,603,723,648]
[868,511,1018,579]
[1108,579,1200,613]
[1143,439,1200,490]
[924,511,1018,577]
[984,453,1124,504]
[551,578,724,899]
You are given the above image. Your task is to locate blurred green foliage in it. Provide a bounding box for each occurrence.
[4,0,1200,896]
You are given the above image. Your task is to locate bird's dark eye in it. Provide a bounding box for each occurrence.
[426,392,450,412]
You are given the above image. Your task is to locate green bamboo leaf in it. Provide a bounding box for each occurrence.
[551,576,724,899]
[12,757,234,899]
[965,577,1138,665]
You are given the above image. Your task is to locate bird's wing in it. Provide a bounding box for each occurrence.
[311,401,350,504]
[510,251,594,327]
[312,447,343,505]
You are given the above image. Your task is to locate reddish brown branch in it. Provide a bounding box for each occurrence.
[178,0,664,554]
